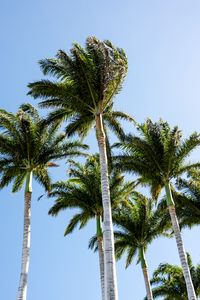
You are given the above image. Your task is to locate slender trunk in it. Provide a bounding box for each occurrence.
[95,113,118,300]
[165,183,197,300]
[17,172,33,300]
[96,216,105,300]
[139,247,153,300]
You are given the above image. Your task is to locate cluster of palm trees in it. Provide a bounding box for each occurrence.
[0,37,200,300]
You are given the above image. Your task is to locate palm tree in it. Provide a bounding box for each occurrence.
[148,253,200,299]
[27,36,134,300]
[0,104,87,300]
[114,119,200,300]
[48,155,134,300]
[113,193,170,300]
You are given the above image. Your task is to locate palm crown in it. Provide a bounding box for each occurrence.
[49,155,134,236]
[115,119,200,198]
[114,193,170,268]
[148,253,200,299]
[0,103,88,192]
[27,37,133,139]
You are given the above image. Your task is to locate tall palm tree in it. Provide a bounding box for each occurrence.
[0,104,87,300]
[113,193,170,300]
[48,155,134,300]
[28,36,134,300]
[148,253,200,299]
[114,119,200,300]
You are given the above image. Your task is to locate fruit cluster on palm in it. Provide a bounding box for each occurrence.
[1,37,200,300]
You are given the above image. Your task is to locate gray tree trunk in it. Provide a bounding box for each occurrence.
[17,172,32,300]
[165,183,197,300]
[140,247,153,300]
[142,268,153,300]
[96,114,118,300]
[97,235,105,300]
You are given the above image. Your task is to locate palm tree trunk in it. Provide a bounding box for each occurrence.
[95,113,118,300]
[139,247,153,300]
[96,215,105,300]
[165,183,197,300]
[17,171,33,300]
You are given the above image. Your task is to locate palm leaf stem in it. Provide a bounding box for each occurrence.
[25,171,33,193]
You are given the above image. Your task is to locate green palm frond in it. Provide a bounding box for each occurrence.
[125,247,137,268]
[88,235,98,252]
[0,167,20,189]
[64,212,86,235]
[12,172,27,193]
[176,132,200,163]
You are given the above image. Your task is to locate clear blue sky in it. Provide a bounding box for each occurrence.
[1,1,200,299]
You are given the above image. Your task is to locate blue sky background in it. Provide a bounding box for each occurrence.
[1,1,200,299]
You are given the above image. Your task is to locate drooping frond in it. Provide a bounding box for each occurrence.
[88,235,98,252]
[12,172,27,193]
[64,211,91,236]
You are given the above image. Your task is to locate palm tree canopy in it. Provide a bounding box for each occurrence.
[114,119,200,198]
[147,253,200,299]
[0,103,88,193]
[27,37,134,139]
[48,155,134,235]
[113,193,171,268]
